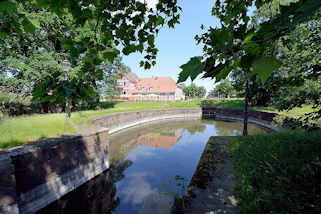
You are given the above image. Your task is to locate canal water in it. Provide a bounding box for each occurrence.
[37,119,265,214]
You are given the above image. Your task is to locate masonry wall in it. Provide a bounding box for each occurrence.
[0,130,109,214]
[202,107,279,131]
[93,108,202,134]
[0,152,18,214]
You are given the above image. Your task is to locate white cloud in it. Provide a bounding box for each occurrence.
[120,171,158,205]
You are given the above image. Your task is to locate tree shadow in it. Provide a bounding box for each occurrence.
[99,101,117,110]
[35,160,132,214]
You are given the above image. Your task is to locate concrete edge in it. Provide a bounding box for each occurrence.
[214,114,281,132]
[108,113,202,134]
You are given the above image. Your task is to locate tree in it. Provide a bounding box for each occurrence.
[0,0,181,68]
[182,84,206,99]
[1,51,60,95]
[177,0,321,135]
[230,1,321,108]
[208,79,235,98]
[0,0,181,116]
[97,58,130,100]
[273,11,321,117]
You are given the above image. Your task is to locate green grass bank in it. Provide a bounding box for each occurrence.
[229,131,321,213]
[0,99,316,149]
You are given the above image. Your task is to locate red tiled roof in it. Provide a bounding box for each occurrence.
[123,72,139,83]
[132,77,177,94]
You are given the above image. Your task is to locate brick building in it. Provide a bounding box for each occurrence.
[117,72,185,101]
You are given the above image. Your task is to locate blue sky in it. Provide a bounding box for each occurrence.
[122,1,221,92]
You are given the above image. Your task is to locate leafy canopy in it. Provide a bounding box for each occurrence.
[177,0,321,84]
[0,0,181,69]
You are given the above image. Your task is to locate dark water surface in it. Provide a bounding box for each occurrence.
[37,119,265,214]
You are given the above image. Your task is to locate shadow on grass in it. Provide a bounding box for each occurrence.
[99,101,117,109]
[201,99,245,110]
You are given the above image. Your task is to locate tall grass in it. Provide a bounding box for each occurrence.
[230,131,321,213]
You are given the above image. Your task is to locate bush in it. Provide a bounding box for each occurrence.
[230,131,321,214]
[0,92,31,118]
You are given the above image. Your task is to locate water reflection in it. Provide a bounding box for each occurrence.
[203,120,263,136]
[37,119,265,214]
[137,128,184,148]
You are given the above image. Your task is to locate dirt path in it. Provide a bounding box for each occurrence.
[171,136,240,214]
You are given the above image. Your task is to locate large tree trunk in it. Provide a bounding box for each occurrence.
[243,79,249,136]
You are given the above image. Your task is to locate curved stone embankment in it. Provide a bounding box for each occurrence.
[202,107,280,131]
[92,108,202,134]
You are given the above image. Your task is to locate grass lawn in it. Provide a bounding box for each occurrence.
[0,98,317,149]
[229,131,321,213]
[0,100,201,149]
[201,98,316,116]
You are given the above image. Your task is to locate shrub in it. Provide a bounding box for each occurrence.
[230,131,321,214]
[0,92,31,118]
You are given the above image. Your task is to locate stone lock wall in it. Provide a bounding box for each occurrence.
[0,130,109,214]
[202,107,279,131]
[0,152,18,214]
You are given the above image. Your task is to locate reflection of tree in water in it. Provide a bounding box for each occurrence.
[185,124,206,135]
[36,160,132,214]
[204,120,264,136]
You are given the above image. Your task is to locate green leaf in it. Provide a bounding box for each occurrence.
[22,18,36,34]
[178,57,204,83]
[0,1,17,13]
[177,68,190,83]
[103,49,120,62]
[61,39,74,50]
[251,56,281,84]
[210,28,229,50]
[41,95,55,103]
[157,16,165,25]
[243,32,255,43]
[0,32,6,39]
[215,66,233,83]
[36,0,49,8]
